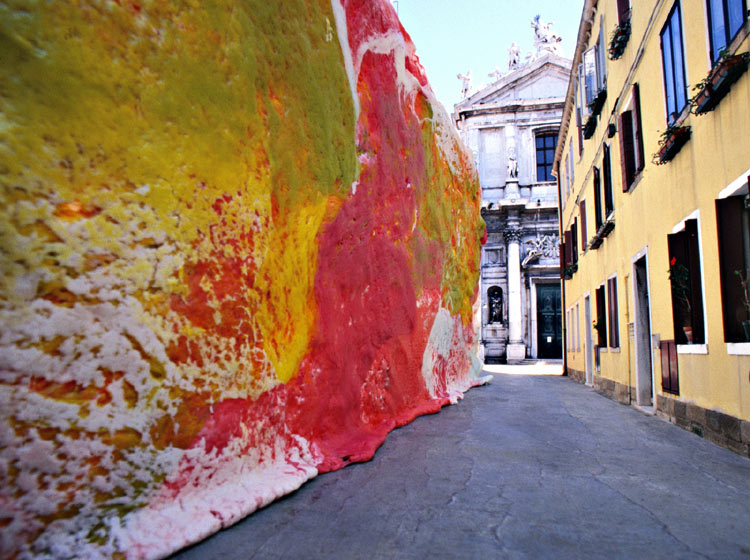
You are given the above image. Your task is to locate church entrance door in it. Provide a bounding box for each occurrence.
[536,283,562,359]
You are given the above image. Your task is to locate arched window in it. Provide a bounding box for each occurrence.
[488,286,503,324]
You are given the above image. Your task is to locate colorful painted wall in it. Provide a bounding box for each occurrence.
[0,1,484,558]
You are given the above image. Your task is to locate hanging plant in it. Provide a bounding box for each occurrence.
[608,18,631,61]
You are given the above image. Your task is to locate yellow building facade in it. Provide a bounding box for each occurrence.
[555,0,750,455]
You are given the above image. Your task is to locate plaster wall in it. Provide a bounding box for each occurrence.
[561,0,750,422]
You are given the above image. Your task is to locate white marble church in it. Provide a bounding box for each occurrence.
[454,18,570,363]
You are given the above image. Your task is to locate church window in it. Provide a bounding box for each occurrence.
[535,132,557,182]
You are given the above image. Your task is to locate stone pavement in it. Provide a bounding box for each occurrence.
[171,365,750,560]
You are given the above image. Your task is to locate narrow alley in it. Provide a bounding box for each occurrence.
[171,366,750,560]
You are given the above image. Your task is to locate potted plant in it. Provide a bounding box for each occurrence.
[669,257,693,343]
[587,89,607,117]
[583,114,597,139]
[653,124,691,165]
[735,270,750,341]
[608,17,631,61]
[563,263,578,280]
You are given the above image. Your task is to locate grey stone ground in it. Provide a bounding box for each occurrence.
[171,365,750,559]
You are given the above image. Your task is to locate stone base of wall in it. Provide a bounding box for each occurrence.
[593,375,634,405]
[656,394,750,457]
[566,368,634,404]
[567,368,750,458]
[567,367,585,383]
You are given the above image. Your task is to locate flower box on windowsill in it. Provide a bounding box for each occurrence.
[587,89,607,117]
[588,216,615,250]
[691,53,749,115]
[562,263,578,280]
[583,115,597,139]
[608,18,631,61]
[654,126,691,165]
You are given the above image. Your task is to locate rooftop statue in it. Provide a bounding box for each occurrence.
[488,66,503,81]
[531,15,562,55]
[508,42,521,70]
[457,70,473,98]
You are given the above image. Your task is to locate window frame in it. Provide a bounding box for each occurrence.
[660,2,689,125]
[706,0,748,64]
[715,175,750,343]
[667,216,707,345]
[607,275,620,348]
[535,130,558,183]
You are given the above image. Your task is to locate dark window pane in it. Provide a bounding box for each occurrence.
[535,132,557,182]
[671,7,687,113]
[662,29,676,119]
[709,0,727,61]
[728,0,747,41]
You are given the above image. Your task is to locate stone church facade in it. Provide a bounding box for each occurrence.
[454,42,570,363]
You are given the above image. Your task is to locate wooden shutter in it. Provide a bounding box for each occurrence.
[659,340,679,395]
[579,201,587,250]
[572,219,578,264]
[602,144,613,216]
[617,0,630,25]
[716,197,746,341]
[564,230,573,269]
[593,167,602,230]
[559,241,567,277]
[608,277,619,347]
[618,110,635,191]
[685,219,705,344]
[632,84,645,173]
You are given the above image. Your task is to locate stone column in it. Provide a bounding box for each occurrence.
[505,227,526,362]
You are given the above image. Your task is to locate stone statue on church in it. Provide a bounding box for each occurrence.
[488,66,503,81]
[506,147,518,179]
[457,70,472,99]
[508,43,521,70]
[531,15,562,56]
[488,286,503,324]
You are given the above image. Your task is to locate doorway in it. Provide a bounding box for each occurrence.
[536,283,562,359]
[584,295,593,385]
[633,254,654,406]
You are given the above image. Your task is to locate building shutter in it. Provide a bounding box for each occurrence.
[572,219,578,264]
[602,144,614,216]
[632,84,645,173]
[579,201,587,250]
[684,219,705,344]
[564,229,573,269]
[617,0,630,25]
[593,167,602,230]
[716,197,746,341]
[618,110,635,191]
[659,340,679,395]
[559,241,567,277]
[607,277,619,348]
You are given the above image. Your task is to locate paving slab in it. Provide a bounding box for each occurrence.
[171,369,750,560]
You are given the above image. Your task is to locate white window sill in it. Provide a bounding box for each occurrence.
[677,344,708,354]
[727,343,750,355]
[608,347,621,353]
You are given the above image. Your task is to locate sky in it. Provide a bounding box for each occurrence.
[393,0,585,112]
